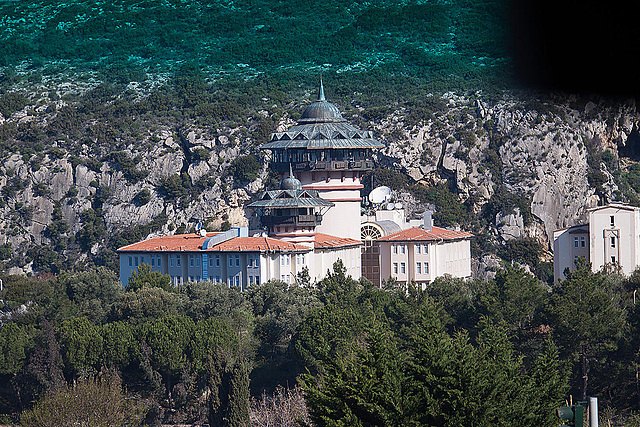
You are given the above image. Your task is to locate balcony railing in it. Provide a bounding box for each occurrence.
[261,214,323,227]
[272,160,374,172]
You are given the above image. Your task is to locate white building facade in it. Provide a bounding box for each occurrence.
[553,203,640,281]
[364,224,472,287]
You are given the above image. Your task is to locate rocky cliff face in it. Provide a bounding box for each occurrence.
[381,93,637,246]
[0,75,637,275]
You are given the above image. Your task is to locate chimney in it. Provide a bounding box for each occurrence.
[423,210,432,231]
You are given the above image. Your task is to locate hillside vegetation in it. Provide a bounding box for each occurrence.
[2,0,640,425]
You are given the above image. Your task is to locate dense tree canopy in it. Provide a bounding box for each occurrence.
[1,261,639,425]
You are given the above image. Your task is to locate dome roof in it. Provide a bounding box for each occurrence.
[281,164,302,190]
[298,81,346,124]
[261,80,385,150]
[281,176,302,190]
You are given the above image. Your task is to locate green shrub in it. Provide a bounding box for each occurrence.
[76,208,106,251]
[20,372,144,427]
[134,189,152,205]
[0,92,27,118]
[229,155,261,183]
[157,173,190,200]
[32,182,51,198]
[0,243,11,260]
[192,147,210,161]
[498,237,543,267]
[108,151,149,183]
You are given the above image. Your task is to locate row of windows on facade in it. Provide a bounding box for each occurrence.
[392,244,430,255]
[393,262,430,275]
[170,275,262,287]
[169,274,297,287]
[128,253,306,269]
[573,255,618,265]
[574,236,621,249]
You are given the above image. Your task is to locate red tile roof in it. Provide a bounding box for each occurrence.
[117,232,221,252]
[118,233,360,253]
[207,237,310,252]
[314,233,362,249]
[376,226,473,242]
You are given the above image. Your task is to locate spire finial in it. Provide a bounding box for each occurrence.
[318,77,325,101]
[289,162,295,179]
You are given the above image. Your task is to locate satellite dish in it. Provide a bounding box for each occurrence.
[369,186,392,204]
[195,222,202,231]
[386,203,395,210]
[395,202,403,210]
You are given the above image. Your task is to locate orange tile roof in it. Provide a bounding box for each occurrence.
[207,237,310,252]
[314,233,362,249]
[117,232,221,252]
[118,233,311,253]
[376,226,473,242]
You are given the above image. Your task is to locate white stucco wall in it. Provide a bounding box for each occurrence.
[589,206,640,275]
[377,239,471,285]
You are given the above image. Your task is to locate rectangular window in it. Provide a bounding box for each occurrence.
[128,256,132,267]
[189,276,194,282]
[281,274,285,281]
[190,255,194,267]
[417,263,422,274]
[424,244,429,253]
[249,276,254,285]
[416,245,421,254]
[256,276,260,285]
[612,256,616,264]
[196,276,200,282]
[151,257,155,267]
[158,256,161,267]
[301,254,305,264]
[177,256,181,267]
[574,237,579,248]
[401,263,406,274]
[216,255,220,267]
[140,256,144,264]
[286,274,290,284]
[580,236,586,248]
[216,276,220,283]
[209,257,213,267]
[256,256,260,267]
[248,256,253,267]
[611,236,616,248]
[281,256,285,266]
[425,262,429,274]
[286,255,290,266]
[393,263,398,274]
[170,254,174,267]
[611,215,615,226]
[400,245,405,254]
[134,256,139,267]
[196,256,200,267]
[229,255,233,267]
[235,255,240,267]
[393,245,398,254]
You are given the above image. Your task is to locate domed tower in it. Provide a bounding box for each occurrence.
[248,164,334,246]
[261,81,384,240]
